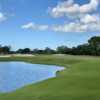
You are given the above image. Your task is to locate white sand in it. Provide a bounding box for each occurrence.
[0,54,35,57]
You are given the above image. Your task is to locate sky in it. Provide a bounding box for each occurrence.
[0,0,100,50]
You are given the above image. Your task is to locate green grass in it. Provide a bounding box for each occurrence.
[0,54,100,100]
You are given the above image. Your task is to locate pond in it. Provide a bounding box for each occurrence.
[0,62,64,93]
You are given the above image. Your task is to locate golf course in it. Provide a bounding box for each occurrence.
[0,54,100,100]
[0,0,100,99]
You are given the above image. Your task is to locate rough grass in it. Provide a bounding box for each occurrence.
[0,54,100,100]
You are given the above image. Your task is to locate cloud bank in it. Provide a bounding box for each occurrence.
[22,0,100,32]
[51,0,99,17]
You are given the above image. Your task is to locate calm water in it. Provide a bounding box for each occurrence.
[0,62,64,93]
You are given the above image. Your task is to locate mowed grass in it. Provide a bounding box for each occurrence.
[0,54,100,100]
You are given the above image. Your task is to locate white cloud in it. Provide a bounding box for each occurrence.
[50,0,100,17]
[22,13,100,32]
[51,13,100,32]
[49,0,100,32]
[0,12,6,22]
[80,0,99,13]
[80,14,100,24]
[38,25,49,31]
[22,22,35,29]
[22,0,100,32]
[51,21,100,32]
[22,22,49,31]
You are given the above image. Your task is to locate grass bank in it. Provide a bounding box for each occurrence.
[0,54,100,100]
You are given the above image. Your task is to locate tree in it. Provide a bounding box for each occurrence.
[44,47,56,54]
[16,48,31,54]
[88,36,100,55]
[56,46,71,54]
[2,46,11,54]
[23,48,31,54]
[74,44,93,55]
[0,46,11,54]
[32,49,44,54]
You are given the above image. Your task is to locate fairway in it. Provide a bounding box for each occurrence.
[0,55,100,100]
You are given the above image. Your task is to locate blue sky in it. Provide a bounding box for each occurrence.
[0,0,100,50]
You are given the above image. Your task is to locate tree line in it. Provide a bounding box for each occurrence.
[0,36,100,56]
